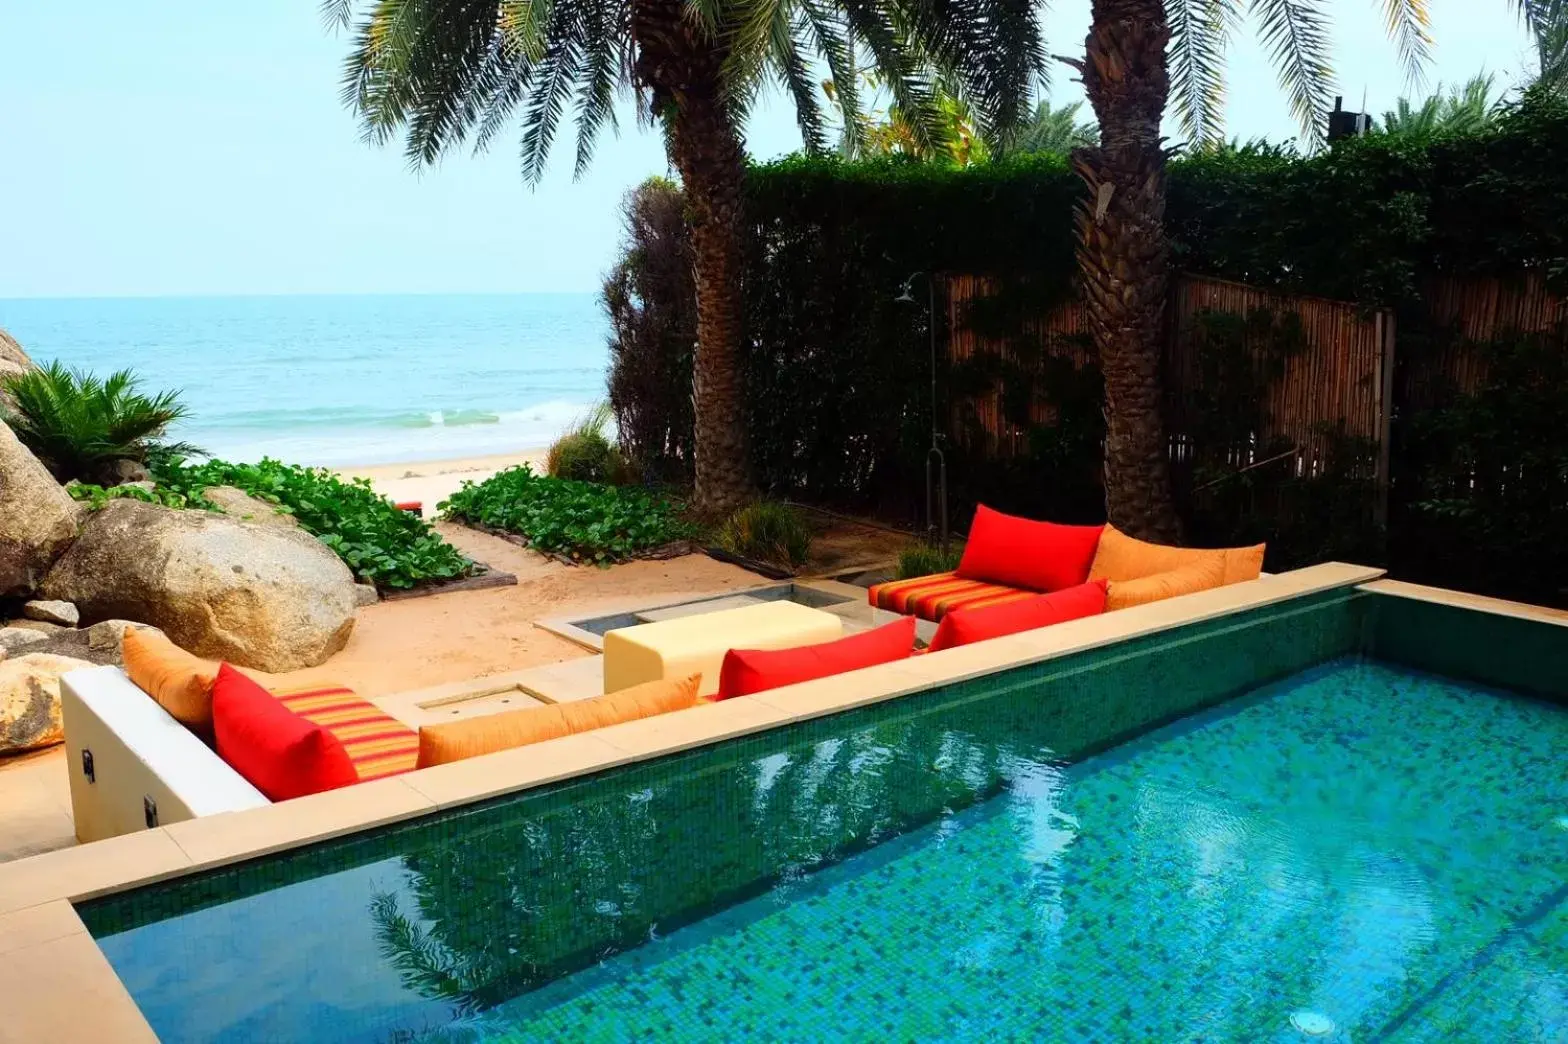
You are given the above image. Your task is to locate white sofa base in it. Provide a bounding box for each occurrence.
[61,666,269,844]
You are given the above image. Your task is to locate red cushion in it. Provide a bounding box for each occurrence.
[716,618,917,700]
[211,663,359,801]
[956,505,1104,593]
[928,580,1108,652]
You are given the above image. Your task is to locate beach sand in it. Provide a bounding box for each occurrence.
[337,448,548,517]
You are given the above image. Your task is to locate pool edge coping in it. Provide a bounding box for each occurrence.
[0,560,1387,1041]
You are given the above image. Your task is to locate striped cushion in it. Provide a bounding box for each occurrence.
[868,571,1036,622]
[272,685,419,781]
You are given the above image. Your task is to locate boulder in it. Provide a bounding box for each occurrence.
[0,328,34,412]
[0,652,95,755]
[354,583,379,607]
[203,485,298,529]
[41,499,357,672]
[0,421,81,597]
[85,618,163,652]
[0,627,49,655]
[22,599,78,627]
[102,458,150,485]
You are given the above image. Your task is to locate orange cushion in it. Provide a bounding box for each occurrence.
[416,674,701,768]
[869,572,1036,622]
[957,505,1104,592]
[211,664,358,801]
[1105,557,1228,610]
[928,580,1107,652]
[716,618,917,700]
[1088,524,1264,586]
[272,684,420,782]
[121,627,219,733]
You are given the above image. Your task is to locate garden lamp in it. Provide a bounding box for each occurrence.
[896,272,948,552]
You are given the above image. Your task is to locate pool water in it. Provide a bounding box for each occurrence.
[89,652,1568,1042]
[454,659,1567,1042]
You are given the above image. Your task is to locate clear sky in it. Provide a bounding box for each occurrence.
[0,1,1540,299]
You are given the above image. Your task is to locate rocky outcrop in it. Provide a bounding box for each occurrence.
[354,583,379,606]
[41,499,357,672]
[0,652,95,754]
[203,485,298,529]
[0,421,81,597]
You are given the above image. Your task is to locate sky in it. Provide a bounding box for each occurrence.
[0,1,1541,299]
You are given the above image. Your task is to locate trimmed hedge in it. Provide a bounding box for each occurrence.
[606,92,1568,604]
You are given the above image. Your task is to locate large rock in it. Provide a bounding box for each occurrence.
[0,653,95,754]
[203,485,299,529]
[41,499,357,671]
[0,327,34,406]
[0,421,81,597]
[22,599,78,627]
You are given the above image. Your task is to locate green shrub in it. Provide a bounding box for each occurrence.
[151,457,472,590]
[1,362,198,483]
[896,541,963,579]
[439,465,691,564]
[715,502,814,571]
[546,403,625,483]
[67,481,213,512]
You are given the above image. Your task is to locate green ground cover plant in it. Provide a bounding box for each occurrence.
[152,457,472,590]
[715,502,813,571]
[439,465,692,564]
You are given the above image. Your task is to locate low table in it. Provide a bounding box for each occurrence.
[603,600,844,697]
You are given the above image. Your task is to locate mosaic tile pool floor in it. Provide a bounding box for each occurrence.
[461,660,1568,1042]
[90,655,1568,1042]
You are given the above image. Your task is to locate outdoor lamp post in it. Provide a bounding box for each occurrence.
[895,272,948,552]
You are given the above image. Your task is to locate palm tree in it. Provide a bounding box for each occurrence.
[1068,0,1560,541]
[1375,74,1503,138]
[329,0,1038,516]
[1014,100,1099,155]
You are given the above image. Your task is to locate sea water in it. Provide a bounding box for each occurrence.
[0,294,609,466]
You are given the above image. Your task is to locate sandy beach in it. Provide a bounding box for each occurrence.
[337,448,549,517]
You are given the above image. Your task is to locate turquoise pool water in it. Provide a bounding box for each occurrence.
[86,651,1568,1042]
[454,659,1568,1041]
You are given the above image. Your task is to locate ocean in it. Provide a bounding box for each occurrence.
[0,294,610,467]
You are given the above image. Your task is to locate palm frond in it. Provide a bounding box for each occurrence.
[1250,0,1334,140]
[1169,0,1236,148]
[1,362,189,483]
[1378,0,1433,88]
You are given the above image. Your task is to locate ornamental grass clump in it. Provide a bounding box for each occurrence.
[440,464,690,564]
[546,403,627,484]
[715,501,814,572]
[896,540,963,580]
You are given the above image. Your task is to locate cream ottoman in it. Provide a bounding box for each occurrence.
[603,600,843,696]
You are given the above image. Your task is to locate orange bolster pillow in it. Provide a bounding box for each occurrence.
[416,673,701,768]
[1105,557,1228,610]
[121,626,220,733]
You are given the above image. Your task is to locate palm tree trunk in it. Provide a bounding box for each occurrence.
[633,0,751,518]
[1072,0,1182,542]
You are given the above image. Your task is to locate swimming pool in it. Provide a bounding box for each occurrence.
[78,587,1568,1041]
